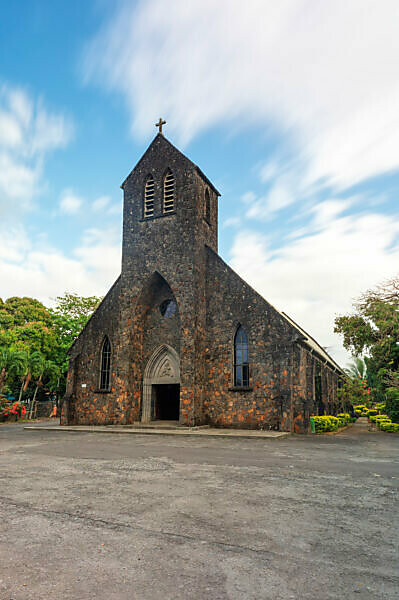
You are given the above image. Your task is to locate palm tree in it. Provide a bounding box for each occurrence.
[0,348,10,393]
[28,353,46,418]
[29,358,60,419]
[345,356,367,379]
[0,348,28,396]
[17,350,45,403]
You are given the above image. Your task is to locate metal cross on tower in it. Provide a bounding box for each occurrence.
[155,118,166,134]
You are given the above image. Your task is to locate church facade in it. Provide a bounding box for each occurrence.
[61,131,343,433]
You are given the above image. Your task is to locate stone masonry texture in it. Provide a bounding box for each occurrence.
[61,134,342,432]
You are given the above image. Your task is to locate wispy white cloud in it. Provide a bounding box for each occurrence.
[84,0,399,189]
[222,216,241,228]
[59,190,83,215]
[246,181,296,220]
[0,84,73,216]
[0,225,121,304]
[57,192,122,217]
[90,195,122,216]
[230,205,399,364]
[91,195,110,212]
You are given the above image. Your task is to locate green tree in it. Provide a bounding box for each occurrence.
[29,358,60,419]
[21,351,46,406]
[0,348,27,394]
[0,297,53,328]
[385,372,399,422]
[334,276,399,399]
[337,378,373,410]
[7,349,28,399]
[345,357,367,379]
[0,297,57,359]
[50,292,101,351]
[0,293,101,401]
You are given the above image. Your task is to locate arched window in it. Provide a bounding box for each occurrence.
[100,336,111,391]
[163,169,175,213]
[144,175,155,218]
[205,188,211,223]
[234,325,249,387]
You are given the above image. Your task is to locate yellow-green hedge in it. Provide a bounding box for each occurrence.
[369,414,399,433]
[380,422,399,433]
[312,416,339,432]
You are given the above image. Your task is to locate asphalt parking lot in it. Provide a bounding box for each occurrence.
[0,421,398,600]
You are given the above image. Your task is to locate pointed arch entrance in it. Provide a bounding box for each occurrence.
[142,344,180,422]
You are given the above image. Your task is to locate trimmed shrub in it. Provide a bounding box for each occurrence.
[312,415,340,433]
[372,413,399,433]
[375,414,391,423]
[385,388,399,423]
[380,422,399,433]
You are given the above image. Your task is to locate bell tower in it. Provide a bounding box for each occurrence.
[120,129,220,278]
[117,125,220,426]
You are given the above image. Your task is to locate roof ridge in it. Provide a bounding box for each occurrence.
[121,134,220,196]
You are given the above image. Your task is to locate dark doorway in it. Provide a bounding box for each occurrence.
[154,384,180,420]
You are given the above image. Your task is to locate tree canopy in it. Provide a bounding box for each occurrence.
[50,292,101,354]
[0,292,101,401]
[335,276,399,419]
[334,276,399,378]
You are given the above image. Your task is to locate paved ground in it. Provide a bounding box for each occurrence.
[24,422,289,439]
[0,420,398,600]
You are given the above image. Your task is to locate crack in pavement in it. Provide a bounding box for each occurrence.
[1,495,398,585]
[0,494,272,559]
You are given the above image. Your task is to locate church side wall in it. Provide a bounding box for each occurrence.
[61,277,123,425]
[205,249,342,432]
[291,345,342,432]
[290,344,309,433]
[205,249,296,431]
[61,134,343,432]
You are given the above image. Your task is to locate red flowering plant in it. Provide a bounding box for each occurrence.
[338,378,377,414]
[0,398,27,421]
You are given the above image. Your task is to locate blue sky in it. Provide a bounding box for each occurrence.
[1,0,399,365]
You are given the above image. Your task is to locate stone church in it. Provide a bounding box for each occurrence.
[61,125,343,433]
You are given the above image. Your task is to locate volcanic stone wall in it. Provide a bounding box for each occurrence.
[141,275,181,372]
[204,248,297,431]
[204,248,341,432]
[61,276,122,425]
[291,344,341,431]
[104,134,218,426]
[61,133,342,432]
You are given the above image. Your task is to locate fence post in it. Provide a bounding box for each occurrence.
[310,417,315,434]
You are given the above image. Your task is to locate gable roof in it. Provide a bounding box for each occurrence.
[67,275,121,355]
[206,245,343,374]
[121,133,221,196]
[280,311,343,373]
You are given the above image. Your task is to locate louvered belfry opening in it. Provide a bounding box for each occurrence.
[144,175,155,218]
[163,170,175,214]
